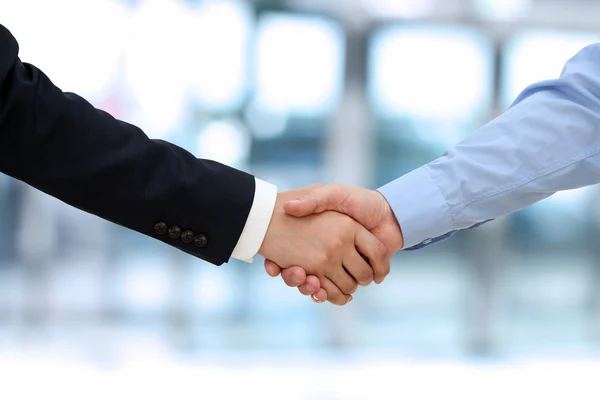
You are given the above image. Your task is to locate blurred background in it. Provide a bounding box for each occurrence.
[1,0,600,398]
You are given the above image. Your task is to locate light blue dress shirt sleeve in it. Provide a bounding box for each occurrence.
[378,43,600,250]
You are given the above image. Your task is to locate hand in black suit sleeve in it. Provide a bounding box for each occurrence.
[0,24,255,266]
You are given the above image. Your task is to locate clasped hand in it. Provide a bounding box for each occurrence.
[258,184,404,305]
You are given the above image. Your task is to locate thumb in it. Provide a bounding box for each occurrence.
[283,185,347,217]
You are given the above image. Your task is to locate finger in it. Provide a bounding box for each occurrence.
[325,266,358,296]
[320,277,352,306]
[342,250,374,286]
[297,275,321,295]
[280,266,308,287]
[354,227,390,284]
[311,288,327,303]
[264,259,283,277]
[284,185,346,217]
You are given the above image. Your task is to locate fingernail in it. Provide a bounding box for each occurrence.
[292,276,302,285]
[306,283,315,291]
[347,295,353,304]
[311,294,321,303]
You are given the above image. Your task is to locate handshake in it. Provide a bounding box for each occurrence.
[257,184,404,306]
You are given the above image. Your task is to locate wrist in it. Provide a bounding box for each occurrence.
[377,191,404,252]
[388,211,405,251]
[258,192,285,258]
[258,205,276,258]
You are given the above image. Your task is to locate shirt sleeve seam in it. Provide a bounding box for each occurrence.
[451,146,600,218]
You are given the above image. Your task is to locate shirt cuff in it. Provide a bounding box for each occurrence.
[231,178,277,263]
[377,166,453,249]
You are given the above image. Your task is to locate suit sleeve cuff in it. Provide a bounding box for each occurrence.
[231,178,277,263]
[377,166,453,249]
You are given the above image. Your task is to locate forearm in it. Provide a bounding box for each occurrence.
[380,43,600,249]
[0,24,256,265]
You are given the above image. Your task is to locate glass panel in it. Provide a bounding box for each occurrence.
[252,12,345,116]
[248,13,346,185]
[369,25,493,184]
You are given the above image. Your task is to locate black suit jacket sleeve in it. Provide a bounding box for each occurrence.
[0,24,255,266]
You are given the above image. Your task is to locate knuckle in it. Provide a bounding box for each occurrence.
[342,280,358,295]
[331,238,345,252]
[376,241,388,259]
[358,268,374,285]
[327,291,340,302]
[383,260,391,276]
[329,294,345,306]
[372,244,390,277]
[317,251,334,267]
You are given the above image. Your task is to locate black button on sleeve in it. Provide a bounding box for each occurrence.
[194,234,208,248]
[181,230,194,244]
[154,222,168,235]
[168,225,182,239]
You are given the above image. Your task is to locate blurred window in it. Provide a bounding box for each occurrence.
[247,13,346,188]
[252,12,345,117]
[501,30,600,108]
[368,25,492,185]
[369,25,492,121]
[186,0,253,112]
[0,0,128,102]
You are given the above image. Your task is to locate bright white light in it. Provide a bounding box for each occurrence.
[193,268,232,313]
[185,0,252,111]
[550,187,594,204]
[369,26,492,119]
[124,0,189,138]
[254,13,345,115]
[361,0,435,18]
[541,186,595,218]
[473,0,532,21]
[502,31,600,107]
[0,0,128,101]
[121,267,169,309]
[195,119,251,167]
[1,357,600,400]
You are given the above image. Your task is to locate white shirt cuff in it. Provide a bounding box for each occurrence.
[231,178,277,263]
